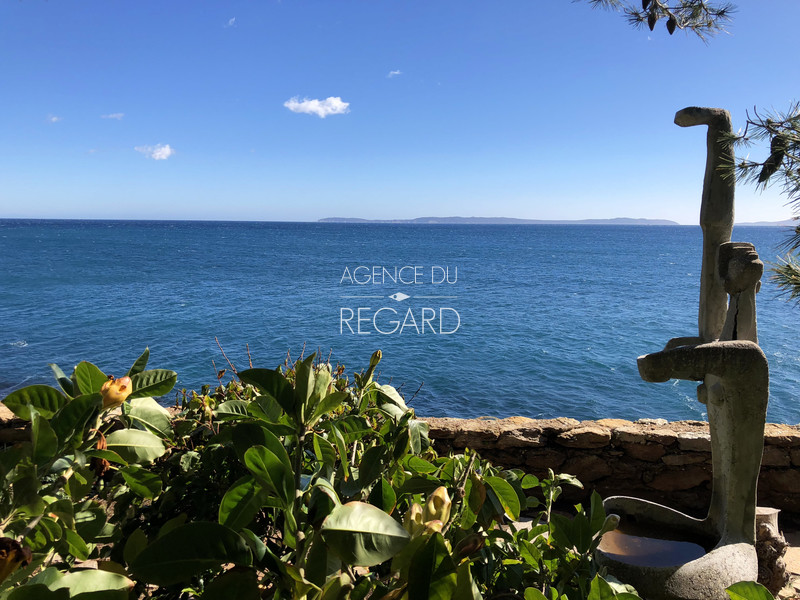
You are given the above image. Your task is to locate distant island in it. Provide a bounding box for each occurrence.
[319,216,680,225]
[319,216,796,226]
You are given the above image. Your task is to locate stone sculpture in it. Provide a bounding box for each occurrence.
[596,107,770,600]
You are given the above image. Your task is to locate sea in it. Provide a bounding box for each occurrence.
[1,219,798,424]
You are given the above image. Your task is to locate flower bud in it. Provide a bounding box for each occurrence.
[100,376,133,410]
[423,520,444,535]
[403,502,425,536]
[423,486,451,524]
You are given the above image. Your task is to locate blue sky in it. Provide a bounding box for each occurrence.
[1,1,798,224]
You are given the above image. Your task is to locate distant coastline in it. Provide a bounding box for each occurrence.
[319,216,796,226]
[319,216,680,225]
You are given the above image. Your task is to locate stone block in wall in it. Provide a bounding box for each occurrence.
[759,469,800,494]
[790,449,800,467]
[555,425,611,449]
[648,465,711,491]
[562,455,612,482]
[595,418,634,429]
[495,418,546,449]
[761,446,791,467]
[676,431,712,452]
[620,442,666,462]
[525,448,567,471]
[661,453,707,466]
[764,424,800,448]
[534,417,581,435]
[614,426,677,446]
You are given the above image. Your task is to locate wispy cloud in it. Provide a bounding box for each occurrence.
[283,96,350,118]
[134,144,175,160]
[225,17,236,28]
[101,113,124,120]
[387,70,402,78]
[47,114,61,123]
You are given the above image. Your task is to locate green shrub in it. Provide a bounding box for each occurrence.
[0,348,637,599]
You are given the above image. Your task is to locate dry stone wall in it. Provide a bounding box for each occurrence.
[424,416,800,519]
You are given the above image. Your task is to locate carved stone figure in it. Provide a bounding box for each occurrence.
[596,108,770,600]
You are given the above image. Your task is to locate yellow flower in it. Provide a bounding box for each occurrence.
[100,376,133,410]
[423,486,451,525]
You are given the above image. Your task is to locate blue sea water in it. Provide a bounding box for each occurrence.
[1,219,798,424]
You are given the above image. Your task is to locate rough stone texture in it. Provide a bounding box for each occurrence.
[555,425,611,449]
[662,453,708,466]
[765,424,800,448]
[621,442,666,462]
[648,465,712,491]
[615,425,678,446]
[762,446,792,468]
[423,416,800,518]
[677,431,712,452]
[562,455,611,481]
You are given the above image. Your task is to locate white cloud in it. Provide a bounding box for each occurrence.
[101,113,124,120]
[134,144,175,160]
[47,114,61,123]
[283,96,350,118]
[387,70,402,78]
[225,17,236,28]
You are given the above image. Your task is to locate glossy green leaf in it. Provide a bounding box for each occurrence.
[485,476,521,521]
[30,408,58,466]
[46,498,75,530]
[294,354,316,415]
[309,390,348,425]
[521,474,540,489]
[75,502,107,541]
[368,476,397,514]
[320,501,410,567]
[49,394,101,446]
[329,423,350,479]
[408,532,457,600]
[247,394,283,422]
[404,455,437,474]
[219,475,270,531]
[454,560,482,600]
[2,385,66,420]
[123,528,148,567]
[525,588,549,600]
[105,429,165,464]
[215,400,250,420]
[158,513,188,538]
[239,368,294,416]
[589,490,606,534]
[358,445,389,488]
[8,585,69,600]
[121,465,163,498]
[62,528,90,561]
[201,568,261,600]
[85,449,128,466]
[309,480,341,526]
[408,419,429,454]
[726,581,776,600]
[313,433,337,470]
[74,361,108,395]
[48,363,74,397]
[51,570,133,599]
[125,397,172,438]
[130,522,252,586]
[127,347,150,377]
[128,369,177,399]
[243,445,293,506]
